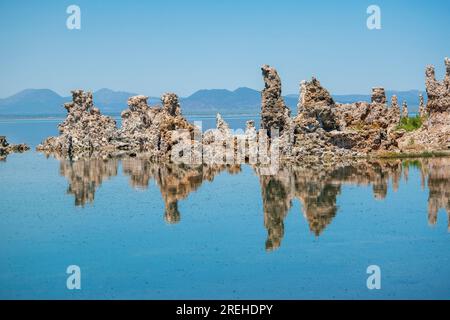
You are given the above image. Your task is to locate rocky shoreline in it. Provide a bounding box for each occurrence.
[11,58,450,165]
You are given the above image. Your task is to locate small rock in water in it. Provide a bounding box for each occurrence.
[0,136,29,160]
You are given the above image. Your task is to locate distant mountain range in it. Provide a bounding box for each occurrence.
[332,90,426,108]
[0,88,425,117]
[0,88,158,116]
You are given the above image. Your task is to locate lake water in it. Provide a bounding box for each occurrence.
[0,116,449,299]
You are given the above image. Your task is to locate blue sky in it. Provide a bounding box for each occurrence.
[0,0,449,98]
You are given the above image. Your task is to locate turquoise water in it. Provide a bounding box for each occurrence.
[0,118,449,299]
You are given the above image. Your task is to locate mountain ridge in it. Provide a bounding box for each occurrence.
[0,87,425,116]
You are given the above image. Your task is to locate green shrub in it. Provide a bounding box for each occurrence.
[397,115,423,132]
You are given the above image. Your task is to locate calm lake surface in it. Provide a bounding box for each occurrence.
[0,116,449,299]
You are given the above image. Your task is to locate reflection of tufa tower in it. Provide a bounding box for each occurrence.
[260,175,291,251]
[52,153,450,243]
[255,159,450,251]
[425,158,450,231]
[122,159,241,224]
[59,157,119,206]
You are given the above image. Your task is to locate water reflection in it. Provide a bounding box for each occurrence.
[258,161,405,250]
[58,157,119,206]
[424,159,450,227]
[122,158,241,223]
[52,154,450,250]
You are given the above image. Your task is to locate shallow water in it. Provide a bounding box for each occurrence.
[0,118,449,299]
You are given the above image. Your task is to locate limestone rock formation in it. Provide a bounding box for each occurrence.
[0,136,29,160]
[202,113,236,165]
[119,92,195,159]
[37,90,117,155]
[245,120,256,136]
[260,65,291,137]
[216,113,231,136]
[117,93,194,158]
[117,95,157,151]
[399,58,450,152]
[425,57,450,113]
[36,59,450,165]
[418,94,427,118]
[289,80,401,163]
[37,90,195,160]
[298,78,335,111]
[402,101,409,119]
[389,95,401,125]
[296,78,337,132]
[371,87,387,104]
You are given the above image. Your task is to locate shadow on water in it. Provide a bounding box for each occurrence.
[46,154,450,251]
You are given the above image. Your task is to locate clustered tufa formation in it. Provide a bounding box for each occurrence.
[37,91,194,160]
[37,90,117,155]
[116,93,194,158]
[35,58,450,164]
[398,58,450,151]
[425,57,450,113]
[285,72,403,163]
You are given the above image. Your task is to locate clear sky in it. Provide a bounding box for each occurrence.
[0,0,449,98]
